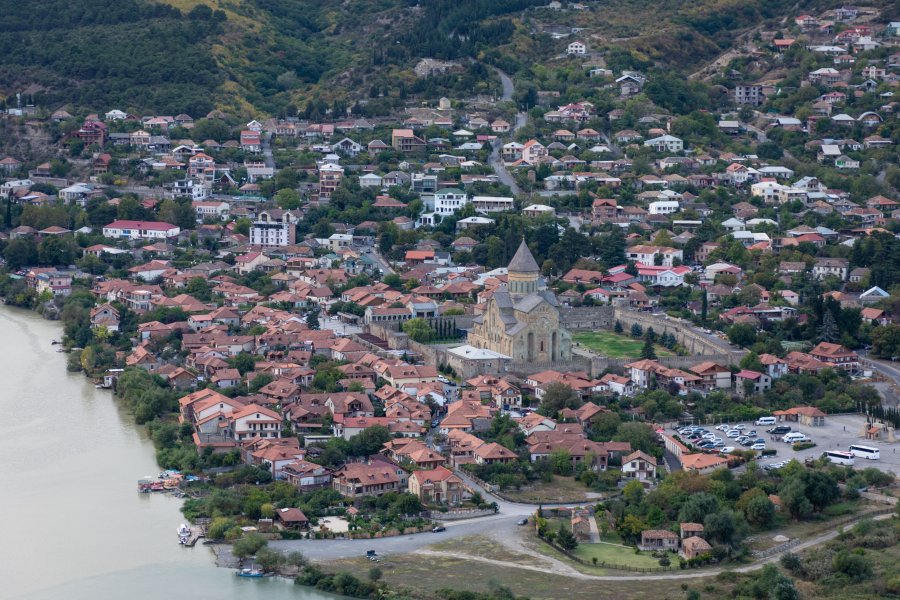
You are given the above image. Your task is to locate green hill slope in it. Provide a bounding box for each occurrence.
[0,0,871,117]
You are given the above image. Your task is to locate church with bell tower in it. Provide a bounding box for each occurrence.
[467,240,572,363]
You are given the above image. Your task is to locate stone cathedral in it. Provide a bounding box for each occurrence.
[468,240,572,362]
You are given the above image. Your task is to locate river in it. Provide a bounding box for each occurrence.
[0,307,338,600]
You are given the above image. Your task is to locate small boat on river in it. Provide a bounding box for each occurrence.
[236,567,264,578]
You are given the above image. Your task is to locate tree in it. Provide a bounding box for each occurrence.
[744,494,775,527]
[254,547,283,572]
[801,470,839,512]
[591,412,621,438]
[4,237,38,270]
[739,352,764,373]
[550,449,573,476]
[306,308,320,330]
[556,523,578,551]
[704,509,739,546]
[368,566,383,582]
[833,550,872,581]
[780,477,813,520]
[347,425,392,457]
[613,422,658,454]
[701,289,708,323]
[640,337,657,360]
[232,533,267,559]
[630,323,643,338]
[274,188,302,209]
[250,373,273,393]
[623,480,644,506]
[871,324,900,359]
[727,323,757,347]
[820,310,839,343]
[678,492,719,524]
[614,320,623,334]
[538,382,581,417]
[402,318,435,343]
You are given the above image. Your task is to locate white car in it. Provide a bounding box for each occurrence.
[720,446,735,454]
[702,432,716,440]
[716,424,729,432]
[732,424,746,431]
[726,430,741,438]
[751,442,766,451]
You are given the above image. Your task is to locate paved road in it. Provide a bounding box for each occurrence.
[366,247,395,275]
[265,469,591,562]
[489,67,527,197]
[268,513,519,561]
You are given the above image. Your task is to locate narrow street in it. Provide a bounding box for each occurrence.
[489,67,528,197]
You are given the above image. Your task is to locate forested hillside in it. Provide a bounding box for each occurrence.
[0,0,224,115]
[1,0,885,117]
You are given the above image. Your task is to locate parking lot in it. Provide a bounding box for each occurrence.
[674,414,900,473]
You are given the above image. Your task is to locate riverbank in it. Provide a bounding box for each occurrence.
[0,306,342,600]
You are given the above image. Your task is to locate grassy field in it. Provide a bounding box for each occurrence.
[327,553,717,600]
[500,475,603,504]
[572,543,665,569]
[572,330,674,358]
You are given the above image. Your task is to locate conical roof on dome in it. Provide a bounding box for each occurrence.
[508,239,539,273]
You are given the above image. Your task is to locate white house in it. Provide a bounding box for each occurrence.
[622,450,657,483]
[175,178,211,201]
[231,404,281,441]
[643,135,683,153]
[192,200,230,221]
[648,200,680,215]
[470,196,515,213]
[102,220,181,240]
[105,109,128,121]
[359,173,383,188]
[567,41,586,55]
[434,188,469,216]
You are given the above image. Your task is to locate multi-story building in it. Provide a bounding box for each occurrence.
[434,188,468,216]
[250,210,299,247]
[318,163,343,199]
[734,85,764,106]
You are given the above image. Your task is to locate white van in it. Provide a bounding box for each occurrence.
[783,432,808,443]
[756,417,776,426]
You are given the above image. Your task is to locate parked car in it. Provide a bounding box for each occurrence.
[432,526,446,533]
[720,446,736,453]
[768,426,792,435]
[751,442,766,451]
[517,518,529,526]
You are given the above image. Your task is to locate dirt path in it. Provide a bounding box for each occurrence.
[418,514,895,582]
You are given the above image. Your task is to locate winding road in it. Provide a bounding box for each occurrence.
[489,67,528,197]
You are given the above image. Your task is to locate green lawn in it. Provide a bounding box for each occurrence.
[572,331,674,358]
[572,543,667,569]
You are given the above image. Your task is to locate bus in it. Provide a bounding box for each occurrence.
[822,450,855,466]
[848,445,880,460]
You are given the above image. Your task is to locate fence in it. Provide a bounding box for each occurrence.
[430,508,496,521]
[750,507,895,558]
[544,539,679,573]
[752,538,802,559]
